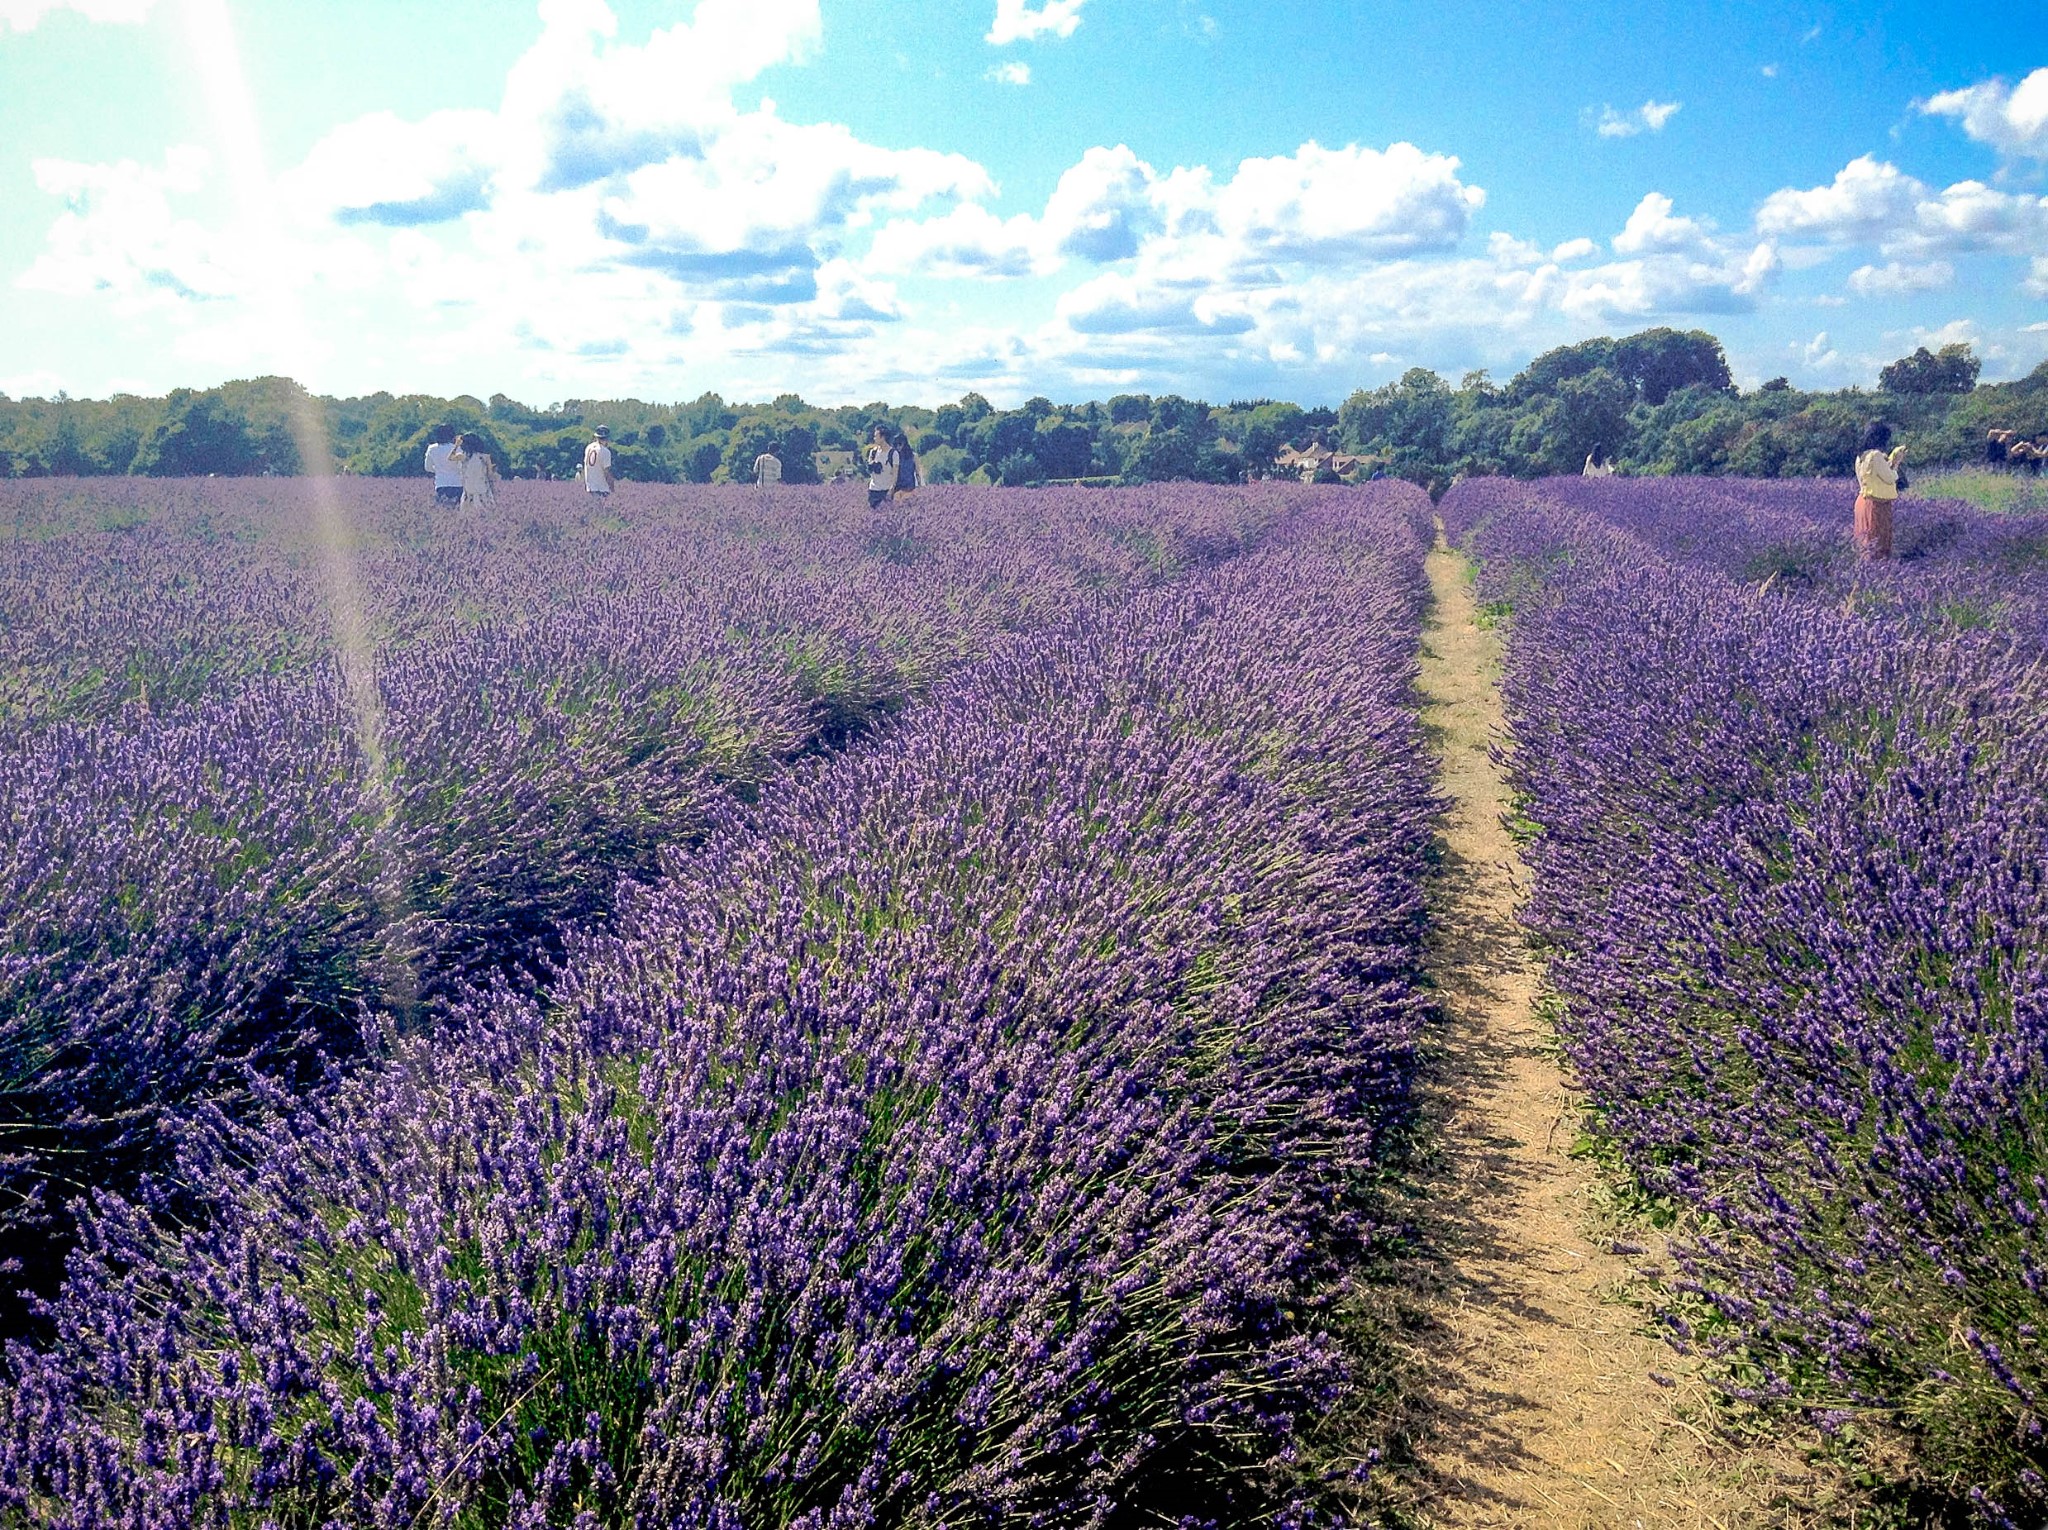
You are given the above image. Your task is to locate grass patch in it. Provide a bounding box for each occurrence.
[1912,468,2048,517]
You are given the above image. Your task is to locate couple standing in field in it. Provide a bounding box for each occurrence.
[425,422,616,504]
[865,424,921,509]
[422,422,499,507]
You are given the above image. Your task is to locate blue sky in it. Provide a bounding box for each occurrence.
[2,0,2044,406]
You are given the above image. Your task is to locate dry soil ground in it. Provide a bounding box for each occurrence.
[1391,530,1821,1528]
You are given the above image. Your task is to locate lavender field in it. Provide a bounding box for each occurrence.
[0,479,1313,1312]
[0,479,1441,1523]
[6,470,2046,1526]
[1444,476,2048,1523]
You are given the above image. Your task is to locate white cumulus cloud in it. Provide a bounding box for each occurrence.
[986,60,1031,85]
[283,110,501,228]
[1040,145,1166,262]
[15,0,1000,395]
[1758,155,2048,261]
[16,0,1920,403]
[1055,274,1254,337]
[1921,69,2048,158]
[1590,100,1682,138]
[1205,140,1487,265]
[1611,192,1712,255]
[1513,193,1779,322]
[866,202,1043,279]
[1756,154,1920,241]
[1890,179,2048,260]
[1846,260,1955,298]
[987,0,1084,45]
[19,145,236,304]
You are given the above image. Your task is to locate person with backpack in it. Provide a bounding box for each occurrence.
[864,424,898,510]
[891,428,921,499]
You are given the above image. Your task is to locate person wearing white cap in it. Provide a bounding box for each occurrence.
[583,426,616,497]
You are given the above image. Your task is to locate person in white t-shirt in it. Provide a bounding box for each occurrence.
[864,425,898,511]
[423,423,463,506]
[583,426,616,496]
[753,450,782,485]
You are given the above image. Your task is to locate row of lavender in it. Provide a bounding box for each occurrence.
[1444,479,2048,1521]
[0,490,1439,1525]
[0,479,1253,731]
[1519,474,2048,649]
[0,482,1295,1322]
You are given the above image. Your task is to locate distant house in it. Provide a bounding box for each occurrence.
[1273,444,1380,482]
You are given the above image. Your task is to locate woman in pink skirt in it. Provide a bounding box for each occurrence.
[1852,421,1906,560]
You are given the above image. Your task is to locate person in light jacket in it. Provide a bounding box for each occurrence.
[1852,420,1906,560]
[453,432,498,507]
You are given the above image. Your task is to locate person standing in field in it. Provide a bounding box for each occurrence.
[424,423,463,506]
[891,429,921,500]
[454,432,498,507]
[1852,421,1906,560]
[864,424,898,511]
[753,449,783,486]
[583,425,616,498]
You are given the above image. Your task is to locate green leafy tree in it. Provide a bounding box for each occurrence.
[1509,329,1731,410]
[29,414,92,476]
[1508,337,1618,404]
[130,390,262,476]
[1150,395,1206,433]
[0,323,2025,490]
[680,434,726,483]
[719,418,821,484]
[1340,368,1454,471]
[1879,343,1981,395]
[1233,401,1305,473]
[1446,402,1517,479]
[962,411,1039,472]
[676,392,736,439]
[1032,419,1094,479]
[993,450,1038,486]
[1126,426,1201,483]
[507,428,597,481]
[918,445,971,483]
[1611,328,1735,405]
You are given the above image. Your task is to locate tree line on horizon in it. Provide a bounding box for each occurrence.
[0,329,2028,495]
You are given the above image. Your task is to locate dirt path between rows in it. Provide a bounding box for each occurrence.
[1397,528,1808,1528]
